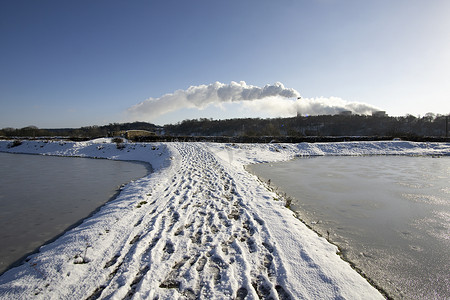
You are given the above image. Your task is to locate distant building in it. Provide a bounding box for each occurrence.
[113,130,156,140]
[339,110,352,116]
[372,111,387,117]
[155,127,165,136]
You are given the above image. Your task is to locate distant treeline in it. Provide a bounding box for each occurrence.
[164,114,449,138]
[133,135,449,143]
[0,122,159,139]
[1,114,449,142]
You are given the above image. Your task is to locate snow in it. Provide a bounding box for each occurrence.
[0,139,448,299]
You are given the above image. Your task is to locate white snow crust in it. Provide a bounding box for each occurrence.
[0,139,449,299]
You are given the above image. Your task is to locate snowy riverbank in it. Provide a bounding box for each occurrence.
[0,139,449,299]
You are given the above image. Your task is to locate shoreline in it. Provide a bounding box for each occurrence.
[246,155,450,299]
[245,162,391,298]
[0,152,153,276]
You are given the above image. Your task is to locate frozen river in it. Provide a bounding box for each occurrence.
[0,152,149,275]
[248,155,450,299]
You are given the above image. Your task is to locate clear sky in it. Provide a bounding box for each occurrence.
[1,0,449,128]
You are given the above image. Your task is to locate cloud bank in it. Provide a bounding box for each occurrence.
[127,81,379,122]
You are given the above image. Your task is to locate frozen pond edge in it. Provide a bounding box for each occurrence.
[245,154,450,298]
[0,152,152,276]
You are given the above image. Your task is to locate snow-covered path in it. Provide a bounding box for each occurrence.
[2,139,448,299]
[134,142,381,300]
[0,140,389,299]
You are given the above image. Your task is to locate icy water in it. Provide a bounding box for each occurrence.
[0,152,149,274]
[248,156,450,299]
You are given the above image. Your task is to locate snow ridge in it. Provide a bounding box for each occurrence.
[0,139,448,299]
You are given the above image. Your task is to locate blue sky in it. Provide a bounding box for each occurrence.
[1,0,449,128]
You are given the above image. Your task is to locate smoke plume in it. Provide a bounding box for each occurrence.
[127,81,379,122]
[127,81,300,120]
[243,96,379,117]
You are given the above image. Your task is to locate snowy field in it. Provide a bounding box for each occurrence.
[0,139,449,299]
